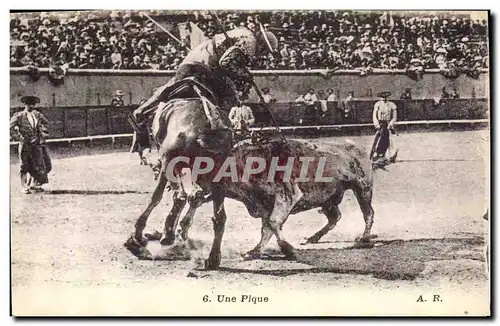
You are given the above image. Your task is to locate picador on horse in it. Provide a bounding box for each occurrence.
[129,26,279,178]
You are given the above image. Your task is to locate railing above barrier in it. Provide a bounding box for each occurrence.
[9,67,489,76]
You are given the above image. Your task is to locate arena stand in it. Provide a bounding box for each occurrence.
[10,10,488,72]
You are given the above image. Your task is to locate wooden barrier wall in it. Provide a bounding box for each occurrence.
[9,98,489,140]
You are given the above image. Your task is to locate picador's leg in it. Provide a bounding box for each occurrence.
[133,82,172,120]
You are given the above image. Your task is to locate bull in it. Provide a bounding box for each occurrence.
[126,138,376,269]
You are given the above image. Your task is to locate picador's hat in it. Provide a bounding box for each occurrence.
[20,95,40,105]
[377,91,391,98]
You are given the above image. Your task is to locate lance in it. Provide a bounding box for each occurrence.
[141,12,191,51]
[210,10,232,43]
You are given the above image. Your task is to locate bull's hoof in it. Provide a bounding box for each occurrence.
[355,234,378,243]
[128,234,147,247]
[389,151,399,163]
[279,241,297,260]
[145,231,163,241]
[300,236,320,245]
[204,259,220,270]
[204,252,221,270]
[242,250,263,261]
[159,231,176,246]
[352,241,375,249]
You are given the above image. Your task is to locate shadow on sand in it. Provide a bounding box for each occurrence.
[45,189,150,195]
[213,237,487,281]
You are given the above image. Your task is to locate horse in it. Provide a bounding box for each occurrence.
[124,73,236,262]
[129,138,377,269]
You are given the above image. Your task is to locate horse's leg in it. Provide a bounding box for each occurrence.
[175,172,188,199]
[130,171,168,245]
[303,205,342,244]
[188,182,204,203]
[353,186,377,242]
[180,192,212,241]
[204,188,227,270]
[179,203,198,241]
[160,190,188,246]
[138,148,149,165]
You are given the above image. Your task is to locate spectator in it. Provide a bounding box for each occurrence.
[450,87,460,99]
[441,87,450,99]
[128,55,143,69]
[111,47,122,68]
[121,56,130,69]
[316,90,328,122]
[9,11,488,72]
[343,91,355,122]
[400,88,412,100]
[303,88,319,125]
[317,89,326,100]
[326,88,337,101]
[111,90,125,107]
[259,87,276,104]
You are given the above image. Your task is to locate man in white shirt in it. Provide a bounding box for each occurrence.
[343,91,355,122]
[303,88,319,125]
[110,47,122,68]
[326,88,337,102]
[372,91,398,163]
[229,101,255,131]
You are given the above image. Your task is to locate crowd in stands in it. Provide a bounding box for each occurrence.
[10,10,488,73]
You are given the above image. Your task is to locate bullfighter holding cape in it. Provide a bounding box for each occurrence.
[10,95,52,194]
[371,91,399,165]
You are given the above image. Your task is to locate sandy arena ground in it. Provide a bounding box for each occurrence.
[10,130,490,316]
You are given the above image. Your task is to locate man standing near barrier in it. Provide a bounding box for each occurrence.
[10,95,52,194]
[111,90,125,107]
[229,100,255,143]
[371,91,399,164]
[229,100,255,131]
[303,88,319,125]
